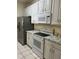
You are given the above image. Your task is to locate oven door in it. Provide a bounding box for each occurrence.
[33,35,44,53]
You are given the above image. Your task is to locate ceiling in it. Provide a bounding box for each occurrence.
[17,0,33,3]
[17,0,39,7]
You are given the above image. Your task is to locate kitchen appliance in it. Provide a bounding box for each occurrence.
[32,32,50,59]
[38,13,52,24]
[17,16,34,45]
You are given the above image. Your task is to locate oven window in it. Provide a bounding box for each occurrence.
[33,39,41,49]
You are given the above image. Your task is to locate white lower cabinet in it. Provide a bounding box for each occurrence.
[44,39,54,59]
[53,48,61,59]
[44,39,61,59]
[27,32,33,48]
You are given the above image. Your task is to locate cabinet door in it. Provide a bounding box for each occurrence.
[44,40,54,59]
[49,45,55,59]
[27,32,30,46]
[38,0,45,14]
[50,45,61,59]
[51,0,60,25]
[57,0,61,24]
[27,32,33,47]
[44,39,61,59]
[44,40,50,59]
[44,0,52,13]
[53,48,61,59]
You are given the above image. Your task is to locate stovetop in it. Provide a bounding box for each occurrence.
[34,32,50,37]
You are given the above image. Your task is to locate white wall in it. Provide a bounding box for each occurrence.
[24,0,39,16]
[17,0,39,17]
[17,2,25,17]
[24,6,32,16]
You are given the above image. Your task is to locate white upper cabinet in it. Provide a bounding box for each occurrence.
[57,0,61,24]
[31,0,51,24]
[44,0,52,13]
[44,0,52,24]
[38,0,61,24]
[26,0,61,24]
[37,0,52,24]
[51,0,61,25]
[38,0,45,14]
[38,0,52,14]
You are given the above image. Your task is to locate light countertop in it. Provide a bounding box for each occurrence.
[26,30,61,44]
[44,35,61,45]
[26,30,39,34]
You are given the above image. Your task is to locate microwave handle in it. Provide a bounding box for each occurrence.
[47,16,50,17]
[46,13,52,17]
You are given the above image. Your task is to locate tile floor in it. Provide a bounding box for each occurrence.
[17,42,40,59]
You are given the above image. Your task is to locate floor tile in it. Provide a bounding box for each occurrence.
[24,54,36,59]
[17,42,40,59]
[17,53,24,59]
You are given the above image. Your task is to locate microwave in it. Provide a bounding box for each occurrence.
[31,13,52,24]
[38,13,51,24]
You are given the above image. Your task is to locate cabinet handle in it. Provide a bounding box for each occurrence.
[47,16,50,17]
[45,8,46,11]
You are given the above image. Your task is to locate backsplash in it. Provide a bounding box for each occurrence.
[34,24,61,36]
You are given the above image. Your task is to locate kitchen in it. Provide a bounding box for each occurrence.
[17,0,61,59]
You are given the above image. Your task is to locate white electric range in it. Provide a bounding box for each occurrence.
[32,32,50,59]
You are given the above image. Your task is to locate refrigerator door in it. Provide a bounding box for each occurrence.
[17,17,25,45]
[17,16,34,45]
[23,16,34,45]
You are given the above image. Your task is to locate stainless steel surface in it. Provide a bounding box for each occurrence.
[17,16,34,45]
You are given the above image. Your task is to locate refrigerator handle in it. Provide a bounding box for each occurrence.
[17,22,21,31]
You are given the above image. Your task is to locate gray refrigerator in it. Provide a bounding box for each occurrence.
[17,16,34,45]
